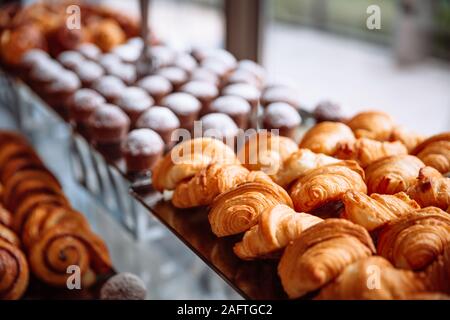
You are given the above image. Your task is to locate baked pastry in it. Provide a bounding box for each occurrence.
[365,155,425,194]
[313,101,346,123]
[88,19,126,52]
[161,92,201,130]
[238,132,298,176]
[28,59,65,93]
[172,52,198,74]
[73,60,105,88]
[406,166,450,210]
[201,57,233,80]
[43,70,81,117]
[122,129,164,175]
[0,204,12,227]
[190,67,220,87]
[209,95,252,129]
[0,238,29,300]
[77,43,102,62]
[19,49,50,78]
[377,207,450,271]
[335,138,408,168]
[137,75,173,105]
[234,204,323,260]
[222,83,261,115]
[105,61,137,86]
[347,111,395,141]
[112,43,141,64]
[389,126,425,152]
[115,87,154,126]
[290,161,367,212]
[92,75,126,103]
[209,181,293,237]
[157,66,189,91]
[172,164,249,208]
[260,86,300,110]
[425,244,450,294]
[151,137,239,191]
[263,102,302,140]
[341,190,420,231]
[278,219,375,299]
[236,59,266,86]
[57,50,85,70]
[28,225,112,288]
[200,113,239,143]
[299,121,355,156]
[315,256,427,300]
[273,148,339,189]
[224,68,262,89]
[180,81,219,115]
[412,132,450,174]
[136,106,180,148]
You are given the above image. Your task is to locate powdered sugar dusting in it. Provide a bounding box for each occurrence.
[180,81,218,98]
[116,87,153,112]
[162,93,201,115]
[210,95,251,115]
[72,88,105,111]
[136,106,180,130]
[222,83,261,101]
[75,61,104,82]
[201,113,238,139]
[264,102,302,127]
[137,75,172,95]
[57,51,85,69]
[89,104,130,127]
[124,129,164,156]
[78,43,101,61]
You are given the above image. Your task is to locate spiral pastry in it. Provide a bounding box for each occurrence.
[29,225,112,288]
[278,219,375,299]
[347,111,395,141]
[0,204,12,227]
[209,182,293,237]
[0,239,29,300]
[412,132,450,174]
[290,161,367,212]
[377,207,450,271]
[365,155,425,195]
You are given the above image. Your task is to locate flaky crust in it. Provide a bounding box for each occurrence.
[290,161,367,212]
[233,204,323,260]
[389,126,425,153]
[425,244,450,294]
[273,148,339,189]
[412,133,450,174]
[365,155,425,194]
[0,239,29,300]
[335,138,408,168]
[347,111,395,141]
[152,138,239,191]
[278,219,375,299]
[299,121,355,155]
[377,208,450,270]
[209,182,293,237]
[342,190,420,231]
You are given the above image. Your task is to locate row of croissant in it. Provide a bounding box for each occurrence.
[151,110,450,299]
[0,131,112,300]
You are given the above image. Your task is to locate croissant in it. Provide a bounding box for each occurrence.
[347,111,395,141]
[342,190,420,231]
[237,132,298,176]
[0,204,12,227]
[425,244,450,294]
[152,138,239,192]
[0,238,29,300]
[412,132,450,174]
[389,126,425,152]
[0,141,39,173]
[209,182,293,237]
[28,225,112,288]
[172,164,249,208]
[406,166,450,210]
[365,155,425,194]
[377,207,450,271]
[0,156,47,185]
[273,148,340,189]
[315,256,427,300]
[299,121,355,155]
[233,204,323,260]
[278,219,375,299]
[290,161,367,212]
[335,138,408,168]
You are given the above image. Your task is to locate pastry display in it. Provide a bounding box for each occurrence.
[68,88,106,137]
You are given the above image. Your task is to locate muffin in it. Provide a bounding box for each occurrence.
[68,88,106,137]
[106,62,137,85]
[237,60,266,85]
[77,43,102,62]
[161,92,201,130]
[157,66,188,91]
[189,67,220,87]
[172,53,198,74]
[180,81,219,115]
[92,75,126,103]
[74,60,105,88]
[28,59,65,93]
[115,87,154,126]
[44,70,81,118]
[112,43,141,64]
[260,86,301,109]
[19,49,50,78]
[224,68,261,89]
[200,113,239,145]
[313,101,346,123]
[222,83,261,114]
[99,53,122,70]
[87,104,130,158]
[201,58,232,81]
[150,45,176,68]
[123,129,164,175]
[57,50,85,70]
[263,102,302,140]
[136,106,180,148]
[137,75,173,105]
[209,95,251,129]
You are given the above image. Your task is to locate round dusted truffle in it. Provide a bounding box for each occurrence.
[313,100,345,123]
[201,113,239,142]
[123,129,164,174]
[209,95,251,129]
[157,66,188,90]
[180,81,219,114]
[263,102,301,139]
[222,83,261,111]
[100,273,147,300]
[74,61,105,87]
[137,75,173,104]
[161,92,201,130]
[260,86,301,109]
[57,51,85,70]
[136,106,180,146]
[92,75,126,103]
[77,43,102,61]
[115,87,154,125]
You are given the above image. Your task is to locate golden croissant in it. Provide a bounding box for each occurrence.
[347,111,395,141]
[389,126,425,153]
[152,138,239,192]
[209,181,293,237]
[412,132,450,174]
[290,161,367,212]
[278,219,375,299]
[342,190,420,231]
[365,155,425,194]
[299,121,355,156]
[377,207,450,271]
[0,204,12,227]
[315,256,428,300]
[406,166,450,210]
[273,148,340,189]
[425,244,450,294]
[233,204,323,260]
[0,238,29,300]
[237,132,298,176]
[335,138,408,168]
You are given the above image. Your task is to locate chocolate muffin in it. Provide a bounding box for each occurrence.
[137,75,173,105]
[92,75,126,103]
[68,88,106,137]
[57,50,85,70]
[263,102,302,140]
[20,49,50,77]
[115,87,154,126]
[77,43,102,62]
[260,86,301,109]
[87,103,130,158]
[222,83,261,114]
[74,60,105,88]
[180,81,219,115]
[189,67,220,87]
[313,100,345,123]
[200,113,239,145]
[106,62,137,85]
[28,59,65,92]
[44,70,81,118]
[161,92,201,131]
[123,128,164,175]
[136,106,180,147]
[172,53,198,74]
[209,95,251,129]
[157,66,188,91]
